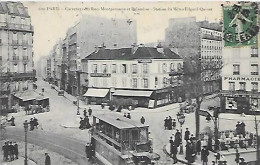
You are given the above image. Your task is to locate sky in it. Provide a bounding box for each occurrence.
[23,1,223,62]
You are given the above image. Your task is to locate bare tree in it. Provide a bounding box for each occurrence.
[183,55,223,138]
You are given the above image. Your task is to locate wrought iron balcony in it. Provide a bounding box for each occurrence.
[0,70,36,81]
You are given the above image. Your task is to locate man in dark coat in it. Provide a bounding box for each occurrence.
[8,116,15,126]
[201,146,209,165]
[9,142,14,161]
[168,116,173,130]
[83,109,87,117]
[164,117,168,130]
[2,142,8,161]
[236,121,241,135]
[88,107,92,116]
[140,116,145,124]
[240,122,246,137]
[172,119,176,130]
[235,149,240,165]
[30,118,34,131]
[175,130,182,147]
[184,128,190,142]
[171,143,178,164]
[45,153,51,165]
[33,117,39,129]
[14,142,18,159]
[196,139,201,155]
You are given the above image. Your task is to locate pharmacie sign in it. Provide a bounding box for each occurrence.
[223,2,259,47]
[224,76,260,81]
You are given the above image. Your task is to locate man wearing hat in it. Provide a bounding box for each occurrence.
[239,157,247,165]
[175,129,181,147]
[201,146,209,165]
[2,142,8,161]
[184,128,190,142]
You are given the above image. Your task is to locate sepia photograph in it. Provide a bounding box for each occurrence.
[0,1,260,165]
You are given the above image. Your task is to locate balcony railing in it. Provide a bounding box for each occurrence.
[0,70,36,80]
[7,23,34,32]
[251,72,259,75]
[251,54,258,57]
[12,56,19,61]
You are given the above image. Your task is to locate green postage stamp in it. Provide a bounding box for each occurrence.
[223,2,259,47]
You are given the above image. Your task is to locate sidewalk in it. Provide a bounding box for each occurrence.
[0,156,37,165]
[164,142,257,164]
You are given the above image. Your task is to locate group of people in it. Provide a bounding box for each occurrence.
[79,116,91,130]
[164,116,176,130]
[235,121,246,137]
[29,117,39,131]
[2,141,19,162]
[123,113,131,119]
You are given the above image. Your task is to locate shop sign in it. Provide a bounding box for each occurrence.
[156,88,169,93]
[223,76,260,82]
[137,59,152,63]
[90,73,111,77]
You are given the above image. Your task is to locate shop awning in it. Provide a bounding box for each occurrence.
[14,91,44,102]
[112,90,153,97]
[83,88,109,98]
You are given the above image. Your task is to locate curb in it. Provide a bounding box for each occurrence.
[163,144,199,165]
[221,148,257,156]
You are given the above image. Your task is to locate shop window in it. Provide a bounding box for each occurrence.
[228,82,235,91]
[121,64,127,73]
[251,64,259,75]
[112,64,117,73]
[226,97,237,110]
[233,64,240,75]
[239,82,246,91]
[251,98,259,110]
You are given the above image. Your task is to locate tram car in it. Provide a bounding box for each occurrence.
[90,112,160,165]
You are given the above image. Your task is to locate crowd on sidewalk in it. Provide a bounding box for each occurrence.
[79,108,92,130]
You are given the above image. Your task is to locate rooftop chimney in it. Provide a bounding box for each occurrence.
[156,42,164,54]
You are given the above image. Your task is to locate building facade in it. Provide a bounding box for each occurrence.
[165,17,222,95]
[82,45,184,108]
[45,15,138,96]
[0,2,35,113]
[221,46,260,115]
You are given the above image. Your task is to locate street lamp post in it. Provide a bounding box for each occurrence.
[177,112,185,155]
[23,120,29,165]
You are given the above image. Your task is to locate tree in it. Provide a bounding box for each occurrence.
[183,55,223,139]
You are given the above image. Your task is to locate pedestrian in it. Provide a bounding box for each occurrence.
[190,134,196,142]
[14,142,18,159]
[185,140,192,163]
[2,142,8,161]
[240,122,246,137]
[196,139,201,155]
[164,117,168,130]
[79,117,84,130]
[45,153,51,165]
[208,137,213,151]
[236,121,241,135]
[101,103,105,109]
[214,138,220,151]
[175,130,182,147]
[248,133,254,146]
[8,116,15,126]
[126,113,131,119]
[30,118,34,131]
[140,116,145,124]
[85,143,90,159]
[235,149,240,165]
[201,146,209,165]
[9,142,14,161]
[33,117,39,129]
[184,128,190,142]
[171,143,178,164]
[123,113,127,117]
[169,136,174,145]
[168,116,172,130]
[172,119,176,130]
[83,109,87,117]
[88,107,92,116]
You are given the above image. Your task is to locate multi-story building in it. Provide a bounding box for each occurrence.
[0,2,35,112]
[81,44,184,108]
[165,17,222,95]
[221,46,260,115]
[62,15,137,96]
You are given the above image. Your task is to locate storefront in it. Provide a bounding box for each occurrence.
[220,90,260,115]
[83,88,109,105]
[155,86,184,107]
[112,90,154,108]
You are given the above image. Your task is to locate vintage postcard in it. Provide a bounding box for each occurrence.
[0,1,260,165]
